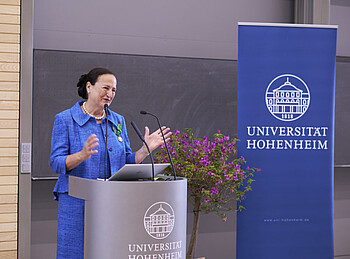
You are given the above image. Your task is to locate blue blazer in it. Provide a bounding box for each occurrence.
[50,101,136,199]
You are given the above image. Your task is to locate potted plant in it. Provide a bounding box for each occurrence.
[154,128,260,259]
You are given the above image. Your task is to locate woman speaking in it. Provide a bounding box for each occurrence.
[50,67,171,259]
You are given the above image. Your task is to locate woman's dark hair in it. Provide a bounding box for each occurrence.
[77,67,116,99]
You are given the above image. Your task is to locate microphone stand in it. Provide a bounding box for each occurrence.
[104,104,109,181]
[140,111,177,180]
[131,121,155,181]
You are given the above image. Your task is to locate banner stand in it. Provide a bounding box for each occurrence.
[236,22,337,259]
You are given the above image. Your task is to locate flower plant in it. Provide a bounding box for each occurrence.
[154,128,260,259]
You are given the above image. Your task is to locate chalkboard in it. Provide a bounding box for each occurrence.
[335,58,350,166]
[32,51,350,179]
[32,50,237,179]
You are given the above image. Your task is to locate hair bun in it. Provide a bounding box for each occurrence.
[77,74,87,87]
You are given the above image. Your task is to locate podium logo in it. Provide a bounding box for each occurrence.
[265,74,310,122]
[144,202,175,240]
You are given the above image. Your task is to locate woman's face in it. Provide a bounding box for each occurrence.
[86,74,117,108]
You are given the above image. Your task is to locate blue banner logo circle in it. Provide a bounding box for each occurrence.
[265,74,310,122]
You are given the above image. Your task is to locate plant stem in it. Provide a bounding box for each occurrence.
[187,197,201,259]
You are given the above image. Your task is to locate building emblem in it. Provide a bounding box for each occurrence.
[265,74,310,122]
[144,202,175,240]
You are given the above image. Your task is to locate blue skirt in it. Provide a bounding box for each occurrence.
[57,193,85,259]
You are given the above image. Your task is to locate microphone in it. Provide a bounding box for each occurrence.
[104,104,109,181]
[140,110,177,180]
[131,121,155,181]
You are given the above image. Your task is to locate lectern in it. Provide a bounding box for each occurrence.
[69,174,187,259]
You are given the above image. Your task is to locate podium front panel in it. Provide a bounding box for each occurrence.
[69,176,187,259]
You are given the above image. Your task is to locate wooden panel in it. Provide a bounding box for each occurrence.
[0,240,16,251]
[0,92,19,101]
[0,63,18,72]
[0,72,18,82]
[0,223,16,232]
[0,129,18,138]
[0,195,17,204]
[0,148,17,156]
[0,5,20,15]
[0,176,17,185]
[0,0,20,5]
[0,111,19,119]
[0,157,17,166]
[0,1,19,255]
[0,139,17,148]
[0,43,19,53]
[0,204,16,214]
[0,232,16,242]
[0,53,19,63]
[0,167,17,176]
[0,185,17,194]
[0,119,18,128]
[0,14,19,24]
[0,82,18,91]
[0,33,19,44]
[0,24,19,34]
[0,100,19,110]
[0,213,16,223]
[0,250,17,258]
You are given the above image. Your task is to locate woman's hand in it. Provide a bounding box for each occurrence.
[81,134,99,160]
[143,126,172,153]
[135,126,172,164]
[65,134,99,171]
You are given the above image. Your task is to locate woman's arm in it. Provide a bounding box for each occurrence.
[50,114,99,173]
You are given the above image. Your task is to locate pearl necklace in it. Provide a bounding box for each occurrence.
[82,102,105,120]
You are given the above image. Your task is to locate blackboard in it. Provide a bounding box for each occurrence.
[32,51,350,179]
[33,50,237,179]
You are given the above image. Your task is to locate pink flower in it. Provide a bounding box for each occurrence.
[207,171,214,176]
[210,188,219,196]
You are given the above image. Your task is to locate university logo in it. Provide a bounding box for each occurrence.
[265,74,310,122]
[144,202,175,240]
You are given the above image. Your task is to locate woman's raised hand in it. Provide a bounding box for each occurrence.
[143,126,172,153]
[81,134,99,160]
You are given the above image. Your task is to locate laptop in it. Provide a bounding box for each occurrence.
[108,163,170,181]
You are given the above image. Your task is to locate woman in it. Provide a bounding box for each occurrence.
[50,67,171,259]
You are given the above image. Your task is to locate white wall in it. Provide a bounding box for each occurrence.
[33,0,294,60]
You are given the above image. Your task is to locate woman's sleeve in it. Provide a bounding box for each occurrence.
[50,114,69,175]
[122,117,136,164]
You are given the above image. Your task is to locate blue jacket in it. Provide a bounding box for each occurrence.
[50,101,136,199]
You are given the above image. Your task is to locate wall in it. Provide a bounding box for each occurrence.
[0,0,20,257]
[28,0,350,258]
[331,1,350,257]
[30,1,294,258]
[33,0,294,60]
[331,0,350,57]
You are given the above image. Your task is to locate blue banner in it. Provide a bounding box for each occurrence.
[236,24,337,259]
